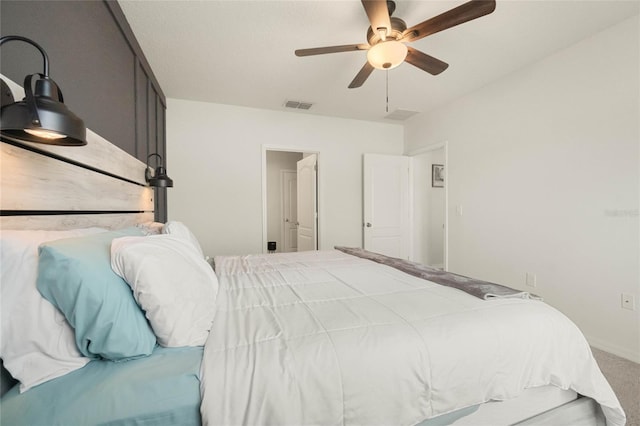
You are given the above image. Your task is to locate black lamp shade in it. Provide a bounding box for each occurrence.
[1,93,86,146]
[145,153,173,188]
[0,35,87,146]
[148,166,174,188]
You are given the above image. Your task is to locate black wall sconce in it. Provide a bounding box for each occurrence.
[0,35,86,146]
[145,153,173,187]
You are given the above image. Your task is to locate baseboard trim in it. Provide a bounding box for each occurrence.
[586,334,640,364]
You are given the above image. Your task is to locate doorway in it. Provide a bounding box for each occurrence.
[262,148,319,253]
[410,143,448,269]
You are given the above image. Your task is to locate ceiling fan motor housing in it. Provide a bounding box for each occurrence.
[367,17,407,46]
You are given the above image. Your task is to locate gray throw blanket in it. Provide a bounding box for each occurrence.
[335,246,541,301]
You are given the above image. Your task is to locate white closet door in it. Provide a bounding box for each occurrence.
[363,154,411,259]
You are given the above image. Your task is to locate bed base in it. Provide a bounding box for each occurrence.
[418,394,604,426]
[515,396,605,426]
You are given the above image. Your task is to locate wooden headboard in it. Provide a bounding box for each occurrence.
[0,76,154,230]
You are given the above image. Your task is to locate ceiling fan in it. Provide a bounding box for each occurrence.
[295,0,496,89]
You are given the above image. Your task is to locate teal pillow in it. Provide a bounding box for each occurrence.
[36,228,156,361]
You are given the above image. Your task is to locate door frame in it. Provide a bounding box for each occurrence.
[261,145,321,254]
[407,141,449,270]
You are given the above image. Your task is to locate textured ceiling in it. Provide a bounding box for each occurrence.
[118,0,640,123]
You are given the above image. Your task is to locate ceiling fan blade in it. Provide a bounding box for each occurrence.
[401,0,496,43]
[348,62,375,89]
[295,44,369,57]
[361,0,392,39]
[405,47,449,75]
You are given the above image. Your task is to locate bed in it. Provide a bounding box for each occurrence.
[0,76,626,425]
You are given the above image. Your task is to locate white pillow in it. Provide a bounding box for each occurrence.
[162,221,204,258]
[110,235,218,347]
[0,227,106,392]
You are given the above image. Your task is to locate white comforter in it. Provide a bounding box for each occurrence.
[200,250,625,426]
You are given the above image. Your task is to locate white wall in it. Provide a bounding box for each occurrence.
[405,16,640,362]
[412,149,446,267]
[167,100,403,256]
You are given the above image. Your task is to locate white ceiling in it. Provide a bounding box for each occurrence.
[118,0,639,124]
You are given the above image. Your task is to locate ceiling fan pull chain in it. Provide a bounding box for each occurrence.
[386,69,389,113]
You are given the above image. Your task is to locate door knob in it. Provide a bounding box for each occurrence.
[365,222,372,227]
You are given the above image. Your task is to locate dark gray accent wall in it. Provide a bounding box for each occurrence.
[1,0,167,221]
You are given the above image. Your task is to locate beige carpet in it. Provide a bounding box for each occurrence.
[591,347,640,426]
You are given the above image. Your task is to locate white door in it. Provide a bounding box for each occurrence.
[281,170,298,252]
[363,154,411,259]
[297,154,317,251]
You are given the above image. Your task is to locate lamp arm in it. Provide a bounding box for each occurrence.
[145,153,164,183]
[146,153,164,168]
[22,73,42,127]
[0,36,56,127]
[0,35,50,76]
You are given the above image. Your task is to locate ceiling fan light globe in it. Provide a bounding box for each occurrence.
[367,40,407,70]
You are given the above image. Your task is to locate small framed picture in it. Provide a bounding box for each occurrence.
[432,164,444,188]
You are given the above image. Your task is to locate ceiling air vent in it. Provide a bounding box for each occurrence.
[385,109,419,121]
[284,100,313,110]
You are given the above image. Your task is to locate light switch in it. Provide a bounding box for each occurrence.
[526,273,537,288]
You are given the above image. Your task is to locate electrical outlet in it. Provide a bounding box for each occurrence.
[525,273,537,288]
[621,293,636,311]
